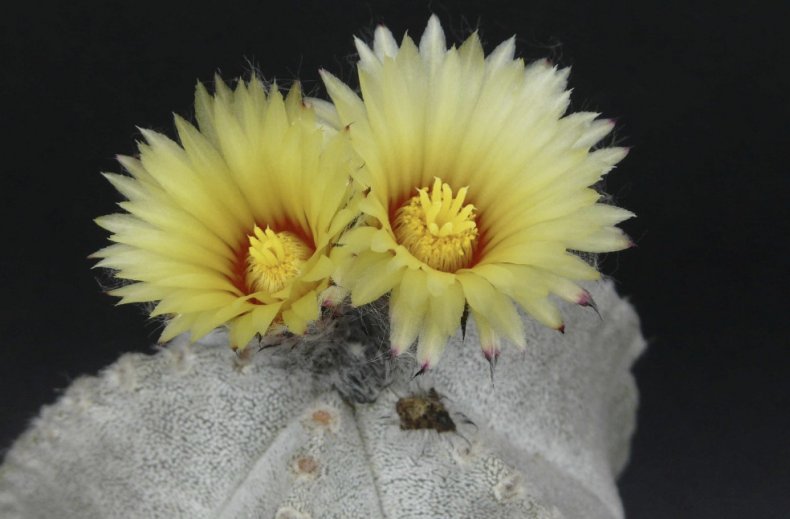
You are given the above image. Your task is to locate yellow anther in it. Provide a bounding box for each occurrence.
[393,178,479,272]
[246,225,312,293]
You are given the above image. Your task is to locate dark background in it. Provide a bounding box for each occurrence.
[1,1,788,517]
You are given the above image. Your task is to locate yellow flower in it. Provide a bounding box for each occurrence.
[321,16,634,370]
[92,77,357,349]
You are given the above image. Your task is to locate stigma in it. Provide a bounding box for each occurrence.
[393,178,479,272]
[246,225,312,293]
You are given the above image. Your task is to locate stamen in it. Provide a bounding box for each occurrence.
[246,225,312,293]
[393,178,479,272]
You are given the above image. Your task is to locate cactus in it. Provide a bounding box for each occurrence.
[0,280,644,518]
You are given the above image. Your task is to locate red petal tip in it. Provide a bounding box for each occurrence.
[482,349,500,361]
[412,362,430,378]
[577,291,592,306]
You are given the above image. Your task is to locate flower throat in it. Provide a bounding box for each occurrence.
[246,225,312,293]
[393,178,479,272]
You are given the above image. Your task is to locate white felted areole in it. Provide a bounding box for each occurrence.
[0,280,644,519]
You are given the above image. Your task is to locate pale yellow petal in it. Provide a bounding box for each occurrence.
[415,322,446,370]
[389,268,429,354]
[373,25,399,60]
[159,313,203,343]
[510,291,564,330]
[96,77,353,348]
[311,17,634,365]
[470,310,503,356]
[424,269,456,297]
[457,272,525,348]
[427,279,465,337]
[282,291,320,334]
[418,15,446,69]
[150,290,238,317]
[320,70,368,128]
[349,253,404,306]
[108,283,172,304]
[301,254,335,283]
[565,226,632,252]
[189,295,262,339]
[305,96,342,130]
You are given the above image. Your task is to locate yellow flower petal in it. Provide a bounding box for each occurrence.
[189,295,264,340]
[457,273,526,348]
[282,291,320,335]
[229,303,282,350]
[325,16,632,365]
[389,268,429,355]
[149,290,238,317]
[469,309,503,358]
[96,77,358,348]
[349,253,404,306]
[159,312,203,343]
[300,255,335,283]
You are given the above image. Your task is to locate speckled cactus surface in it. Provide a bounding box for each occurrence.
[0,280,644,518]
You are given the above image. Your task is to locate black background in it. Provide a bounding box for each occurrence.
[1,1,788,517]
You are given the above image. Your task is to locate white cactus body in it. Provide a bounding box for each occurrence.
[0,280,644,518]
